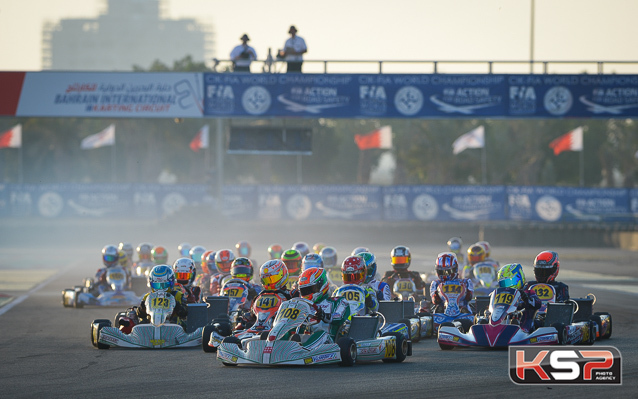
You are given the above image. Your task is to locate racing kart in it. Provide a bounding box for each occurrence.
[62,266,140,308]
[90,291,206,349]
[216,297,410,366]
[431,279,476,332]
[471,262,498,297]
[378,300,433,342]
[437,287,560,349]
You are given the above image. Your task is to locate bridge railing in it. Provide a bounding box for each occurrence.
[210,59,638,75]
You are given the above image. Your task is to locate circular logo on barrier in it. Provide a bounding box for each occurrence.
[286,194,312,220]
[38,191,64,218]
[535,195,562,221]
[394,86,423,116]
[412,194,438,220]
[162,192,187,216]
[242,86,271,115]
[543,86,573,116]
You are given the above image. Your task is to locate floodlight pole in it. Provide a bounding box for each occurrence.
[530,0,535,73]
[216,118,224,205]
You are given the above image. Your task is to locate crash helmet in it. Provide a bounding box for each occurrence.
[117,249,129,267]
[260,259,289,290]
[497,263,526,290]
[189,246,207,267]
[172,257,196,287]
[435,252,459,281]
[148,265,176,292]
[235,240,252,258]
[136,243,153,262]
[292,242,310,258]
[102,245,119,267]
[357,252,377,284]
[477,241,492,259]
[351,247,370,256]
[533,251,560,284]
[215,249,235,274]
[282,249,302,276]
[320,246,338,269]
[177,242,192,258]
[446,237,463,256]
[467,244,486,266]
[341,255,367,285]
[390,246,411,271]
[118,242,134,263]
[302,253,324,271]
[151,246,168,265]
[312,242,326,254]
[268,244,284,260]
[231,257,254,282]
[201,250,216,275]
[299,267,330,304]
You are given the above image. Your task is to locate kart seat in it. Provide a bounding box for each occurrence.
[571,297,593,322]
[186,303,208,333]
[475,296,490,316]
[205,296,230,322]
[544,302,574,327]
[378,300,414,322]
[348,316,381,341]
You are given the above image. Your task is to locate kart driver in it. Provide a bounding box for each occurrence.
[382,245,427,301]
[136,265,188,328]
[334,255,379,315]
[172,257,202,303]
[524,250,569,303]
[358,252,391,301]
[496,263,541,333]
[430,252,474,314]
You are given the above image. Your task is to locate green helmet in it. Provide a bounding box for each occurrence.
[358,252,377,283]
[282,249,302,276]
[497,263,525,289]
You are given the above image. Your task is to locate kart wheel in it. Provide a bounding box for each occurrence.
[73,290,84,309]
[214,321,232,337]
[381,332,408,363]
[454,318,473,334]
[337,337,357,367]
[551,322,567,345]
[439,342,454,350]
[438,322,455,350]
[93,321,112,349]
[202,325,217,353]
[221,336,242,349]
[594,312,612,339]
[585,320,596,345]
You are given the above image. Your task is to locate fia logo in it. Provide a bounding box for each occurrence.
[360,85,387,99]
[544,86,573,115]
[242,86,271,115]
[394,86,423,116]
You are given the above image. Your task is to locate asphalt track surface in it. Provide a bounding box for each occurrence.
[0,218,636,398]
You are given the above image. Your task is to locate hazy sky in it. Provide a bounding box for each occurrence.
[1,0,637,72]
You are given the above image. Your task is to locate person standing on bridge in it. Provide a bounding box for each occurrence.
[278,25,307,73]
[230,34,257,73]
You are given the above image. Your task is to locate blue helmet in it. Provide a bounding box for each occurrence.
[302,253,324,271]
[358,252,377,283]
[148,265,176,292]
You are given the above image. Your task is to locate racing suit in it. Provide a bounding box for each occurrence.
[430,277,474,314]
[310,296,352,341]
[239,288,293,329]
[524,280,570,303]
[209,272,231,296]
[382,270,428,300]
[92,267,115,295]
[136,288,188,328]
[333,284,379,315]
[177,284,202,304]
[367,279,392,301]
[513,289,542,333]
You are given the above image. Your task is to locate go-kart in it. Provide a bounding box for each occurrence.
[528,283,612,345]
[216,297,410,366]
[63,266,140,308]
[378,300,433,342]
[90,291,205,349]
[202,290,287,353]
[431,279,476,332]
[471,261,498,297]
[437,287,560,349]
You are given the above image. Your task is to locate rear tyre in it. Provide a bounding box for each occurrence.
[454,318,473,334]
[594,312,612,339]
[381,332,408,363]
[337,337,357,367]
[585,320,596,345]
[202,325,217,353]
[551,322,567,345]
[93,320,112,349]
[74,289,84,308]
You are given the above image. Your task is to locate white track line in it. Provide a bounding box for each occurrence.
[0,269,66,317]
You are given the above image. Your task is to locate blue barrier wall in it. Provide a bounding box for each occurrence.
[2,183,634,223]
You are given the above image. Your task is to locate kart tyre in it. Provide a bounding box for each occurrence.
[438,322,455,350]
[73,290,84,309]
[551,322,567,345]
[221,336,242,349]
[90,319,111,347]
[213,321,232,337]
[594,312,612,339]
[454,318,473,334]
[337,337,357,367]
[585,320,596,345]
[202,325,217,353]
[93,320,112,349]
[381,332,408,363]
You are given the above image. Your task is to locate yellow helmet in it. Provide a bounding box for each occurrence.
[497,263,525,289]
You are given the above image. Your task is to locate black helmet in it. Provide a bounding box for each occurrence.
[391,245,411,271]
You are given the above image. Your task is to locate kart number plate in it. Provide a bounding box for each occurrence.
[395,281,414,291]
[256,295,281,310]
[531,284,555,301]
[109,272,125,280]
[151,297,171,309]
[384,338,396,358]
[494,292,514,305]
[442,284,461,294]
[225,287,246,298]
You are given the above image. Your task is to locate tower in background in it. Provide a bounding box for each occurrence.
[42,0,214,71]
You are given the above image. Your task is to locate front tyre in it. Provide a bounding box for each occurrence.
[202,325,216,353]
[381,332,408,363]
[551,322,567,345]
[338,337,357,367]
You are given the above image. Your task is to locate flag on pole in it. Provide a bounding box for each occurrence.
[81,124,115,149]
[190,124,210,152]
[354,126,392,150]
[0,124,22,148]
[452,125,484,155]
[549,127,583,155]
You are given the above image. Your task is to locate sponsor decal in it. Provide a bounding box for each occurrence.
[509,346,621,385]
[438,333,454,341]
[100,334,118,344]
[311,353,338,363]
[231,356,238,362]
[149,339,165,346]
[263,346,273,354]
[217,351,232,361]
[304,358,313,365]
[535,335,556,343]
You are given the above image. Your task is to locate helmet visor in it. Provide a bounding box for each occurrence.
[103,254,118,263]
[437,268,456,278]
[175,272,193,281]
[343,271,365,284]
[534,266,556,283]
[299,284,320,298]
[238,247,250,256]
[262,273,281,287]
[498,276,519,288]
[150,281,172,291]
[391,256,409,264]
[232,266,252,277]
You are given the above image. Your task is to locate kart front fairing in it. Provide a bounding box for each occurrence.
[98,323,203,348]
[438,323,559,348]
[77,290,140,307]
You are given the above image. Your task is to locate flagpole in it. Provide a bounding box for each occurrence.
[19,144,23,184]
[481,145,487,184]
[112,139,116,183]
[579,146,584,187]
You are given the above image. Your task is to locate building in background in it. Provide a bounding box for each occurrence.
[42,0,213,71]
